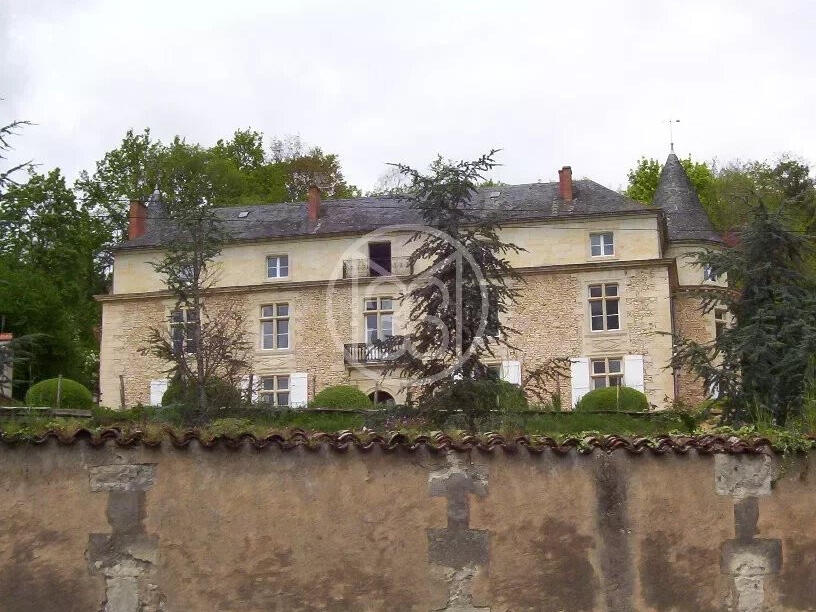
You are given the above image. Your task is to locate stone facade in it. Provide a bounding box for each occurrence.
[672,293,714,407]
[2,442,816,611]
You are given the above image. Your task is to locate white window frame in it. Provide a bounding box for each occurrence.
[259,375,290,407]
[266,254,290,279]
[590,357,623,390]
[715,307,727,338]
[588,283,620,331]
[170,307,199,354]
[260,303,290,350]
[364,297,394,344]
[590,232,614,257]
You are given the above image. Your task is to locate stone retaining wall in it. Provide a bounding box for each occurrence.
[0,442,814,611]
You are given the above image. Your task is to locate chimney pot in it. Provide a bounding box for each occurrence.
[307,185,321,221]
[558,166,573,201]
[128,200,148,240]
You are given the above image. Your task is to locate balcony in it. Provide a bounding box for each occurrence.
[342,256,411,279]
[344,342,401,365]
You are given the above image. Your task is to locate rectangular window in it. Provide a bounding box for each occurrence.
[259,375,290,407]
[591,357,623,390]
[170,307,199,354]
[368,242,392,277]
[266,255,289,279]
[364,297,394,343]
[590,232,614,257]
[260,303,290,349]
[715,308,727,338]
[588,283,620,331]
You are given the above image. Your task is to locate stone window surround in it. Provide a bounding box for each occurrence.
[167,305,200,355]
[364,296,394,344]
[259,373,290,406]
[590,356,623,389]
[589,231,615,258]
[580,273,626,336]
[586,230,619,261]
[588,282,621,333]
[260,303,291,351]
[265,252,291,281]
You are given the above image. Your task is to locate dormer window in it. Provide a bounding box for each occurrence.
[590,232,614,257]
[266,255,289,279]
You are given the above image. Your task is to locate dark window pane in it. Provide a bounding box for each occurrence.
[606,299,619,315]
[609,359,622,373]
[277,376,289,390]
[589,285,602,298]
[605,284,618,297]
[277,392,289,407]
[591,301,603,316]
[607,314,620,330]
[592,360,606,374]
[593,378,607,390]
[591,316,605,331]
[261,306,275,318]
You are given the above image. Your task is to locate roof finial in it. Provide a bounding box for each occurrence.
[667,119,680,153]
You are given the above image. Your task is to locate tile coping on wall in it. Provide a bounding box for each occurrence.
[1,428,808,455]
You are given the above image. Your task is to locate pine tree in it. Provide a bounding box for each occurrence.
[380,151,524,427]
[670,203,816,424]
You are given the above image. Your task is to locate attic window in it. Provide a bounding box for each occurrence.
[238,211,250,219]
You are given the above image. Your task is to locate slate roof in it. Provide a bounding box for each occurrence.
[652,153,722,243]
[118,180,653,250]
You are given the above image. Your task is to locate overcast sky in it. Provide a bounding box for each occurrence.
[2,0,815,194]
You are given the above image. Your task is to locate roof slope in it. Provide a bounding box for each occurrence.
[652,153,722,243]
[119,179,652,250]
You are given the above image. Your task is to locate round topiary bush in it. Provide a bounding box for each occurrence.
[311,385,372,409]
[25,378,94,409]
[575,386,649,412]
[161,377,241,409]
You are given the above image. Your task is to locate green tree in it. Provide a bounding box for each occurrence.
[138,144,250,416]
[380,151,524,429]
[669,203,816,424]
[0,169,106,392]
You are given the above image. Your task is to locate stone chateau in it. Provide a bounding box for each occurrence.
[97,153,724,409]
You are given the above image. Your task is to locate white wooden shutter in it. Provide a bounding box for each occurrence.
[149,379,169,406]
[623,355,645,392]
[240,375,259,403]
[290,372,308,408]
[570,358,590,408]
[500,360,521,385]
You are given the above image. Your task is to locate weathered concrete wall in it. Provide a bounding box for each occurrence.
[0,442,814,611]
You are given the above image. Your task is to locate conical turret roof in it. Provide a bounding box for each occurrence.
[653,153,721,243]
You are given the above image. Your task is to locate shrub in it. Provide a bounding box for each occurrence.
[575,386,649,413]
[422,378,529,430]
[161,377,241,410]
[311,385,372,409]
[25,378,93,409]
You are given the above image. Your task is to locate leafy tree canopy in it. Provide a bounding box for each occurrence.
[625,154,816,236]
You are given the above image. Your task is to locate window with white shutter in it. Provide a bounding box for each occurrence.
[570,357,590,407]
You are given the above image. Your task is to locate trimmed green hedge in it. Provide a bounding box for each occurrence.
[575,386,649,412]
[25,378,94,409]
[311,385,372,409]
[161,378,241,409]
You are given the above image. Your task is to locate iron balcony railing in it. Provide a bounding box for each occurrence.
[342,256,411,279]
[344,342,401,365]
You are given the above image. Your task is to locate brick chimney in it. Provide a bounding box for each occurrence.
[307,185,321,221]
[558,166,573,201]
[128,200,148,240]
